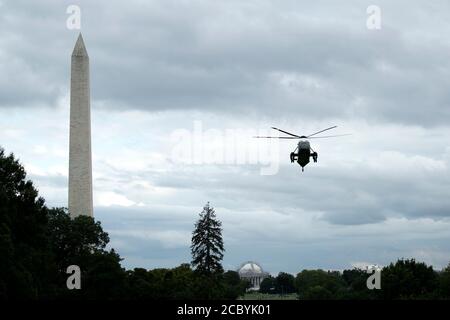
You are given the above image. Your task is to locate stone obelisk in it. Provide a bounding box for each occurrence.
[68,34,93,218]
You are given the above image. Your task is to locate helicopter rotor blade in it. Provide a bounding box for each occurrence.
[253,136,299,139]
[271,127,301,138]
[308,134,352,139]
[307,126,337,138]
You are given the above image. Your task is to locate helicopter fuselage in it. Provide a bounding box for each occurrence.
[290,140,317,171]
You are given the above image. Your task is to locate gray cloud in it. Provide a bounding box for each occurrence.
[2,0,450,126]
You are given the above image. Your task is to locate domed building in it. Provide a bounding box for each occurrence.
[237,261,269,290]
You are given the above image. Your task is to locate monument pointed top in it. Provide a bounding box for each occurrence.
[72,33,88,57]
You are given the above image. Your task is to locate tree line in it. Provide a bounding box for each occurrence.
[260,260,450,299]
[1,147,449,300]
[0,147,246,299]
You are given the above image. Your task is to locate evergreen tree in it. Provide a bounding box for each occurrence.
[191,202,224,274]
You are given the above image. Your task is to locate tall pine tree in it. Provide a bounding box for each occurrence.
[191,202,224,274]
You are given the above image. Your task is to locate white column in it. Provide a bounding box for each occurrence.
[69,33,93,218]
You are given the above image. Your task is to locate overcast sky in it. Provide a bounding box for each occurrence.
[1,0,450,274]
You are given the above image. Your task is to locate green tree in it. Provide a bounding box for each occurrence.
[165,264,197,299]
[0,147,126,299]
[259,276,276,294]
[381,259,438,299]
[47,208,109,271]
[221,270,247,299]
[0,147,57,299]
[438,262,450,299]
[47,208,126,299]
[191,202,224,274]
[340,268,379,300]
[302,285,333,300]
[126,267,159,299]
[275,272,296,294]
[295,269,345,300]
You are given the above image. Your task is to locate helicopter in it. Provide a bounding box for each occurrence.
[254,126,350,172]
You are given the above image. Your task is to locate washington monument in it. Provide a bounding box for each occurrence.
[68,34,93,218]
